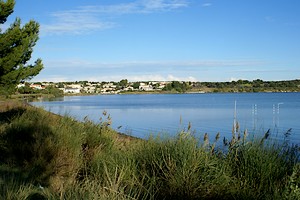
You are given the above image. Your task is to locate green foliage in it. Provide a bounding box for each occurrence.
[41,85,63,97]
[132,82,140,89]
[284,164,300,199]
[79,81,88,87]
[0,0,14,24]
[57,82,64,88]
[17,84,63,97]
[119,79,128,88]
[0,0,43,95]
[163,81,190,93]
[17,85,34,94]
[192,79,300,93]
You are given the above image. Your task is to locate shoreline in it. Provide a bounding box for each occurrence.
[0,100,141,143]
[49,90,300,97]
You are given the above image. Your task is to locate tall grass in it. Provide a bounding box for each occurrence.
[133,132,233,199]
[0,101,299,199]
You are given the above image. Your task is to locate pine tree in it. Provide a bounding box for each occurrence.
[0,0,43,94]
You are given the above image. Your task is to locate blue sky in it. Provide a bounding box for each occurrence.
[5,0,300,82]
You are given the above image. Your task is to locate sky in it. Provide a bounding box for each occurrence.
[4,0,300,82]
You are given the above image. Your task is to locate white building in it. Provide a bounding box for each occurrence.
[30,84,44,90]
[68,84,82,89]
[83,86,96,93]
[16,83,25,88]
[64,88,81,94]
[139,84,153,91]
[102,83,116,88]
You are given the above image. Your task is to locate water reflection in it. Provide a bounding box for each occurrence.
[30,93,300,144]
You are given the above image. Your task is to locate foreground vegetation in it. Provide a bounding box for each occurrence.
[0,101,299,199]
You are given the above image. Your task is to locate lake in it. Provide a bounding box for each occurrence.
[31,93,300,144]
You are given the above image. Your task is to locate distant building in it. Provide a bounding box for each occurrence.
[68,84,82,89]
[83,86,96,93]
[139,84,153,91]
[64,88,81,94]
[16,83,25,88]
[102,83,116,88]
[30,84,45,90]
[123,86,134,91]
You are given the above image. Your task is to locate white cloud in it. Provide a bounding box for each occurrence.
[41,10,115,35]
[166,74,197,81]
[33,73,196,82]
[202,3,212,7]
[32,75,72,82]
[43,59,266,70]
[141,0,189,12]
[78,0,188,14]
[125,74,196,82]
[71,74,197,82]
[122,74,166,81]
[32,58,267,82]
[44,59,97,68]
[41,0,189,35]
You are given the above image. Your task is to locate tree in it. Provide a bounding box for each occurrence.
[57,82,64,88]
[119,79,128,87]
[132,82,140,89]
[0,0,43,94]
[17,82,34,94]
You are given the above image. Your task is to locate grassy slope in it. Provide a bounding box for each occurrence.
[0,100,299,199]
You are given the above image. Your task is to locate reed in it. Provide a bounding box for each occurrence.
[132,132,233,199]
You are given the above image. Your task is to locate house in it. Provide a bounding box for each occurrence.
[16,83,25,88]
[139,84,153,91]
[123,86,134,91]
[102,83,116,89]
[83,86,96,93]
[64,88,81,94]
[101,87,118,94]
[30,84,45,90]
[68,84,82,89]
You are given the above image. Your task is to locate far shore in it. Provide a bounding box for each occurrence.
[8,89,300,102]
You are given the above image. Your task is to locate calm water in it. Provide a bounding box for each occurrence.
[31,93,300,143]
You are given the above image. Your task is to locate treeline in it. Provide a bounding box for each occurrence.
[161,79,300,93]
[191,79,300,93]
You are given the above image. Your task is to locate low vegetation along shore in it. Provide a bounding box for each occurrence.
[0,100,300,199]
